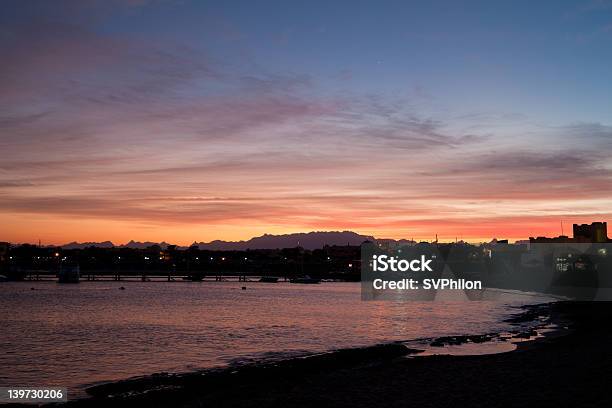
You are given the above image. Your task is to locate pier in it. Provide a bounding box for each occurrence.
[14,270,287,283]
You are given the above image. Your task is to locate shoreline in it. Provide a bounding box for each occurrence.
[40,300,594,408]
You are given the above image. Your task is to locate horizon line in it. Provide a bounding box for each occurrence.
[3,229,602,248]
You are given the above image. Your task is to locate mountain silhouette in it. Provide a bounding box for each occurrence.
[60,231,376,250]
[61,241,114,249]
[196,231,376,250]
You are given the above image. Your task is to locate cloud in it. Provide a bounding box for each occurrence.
[557,122,612,145]
[0,20,214,104]
[400,148,612,201]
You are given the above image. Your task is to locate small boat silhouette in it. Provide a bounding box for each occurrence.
[289,275,320,284]
[259,276,279,283]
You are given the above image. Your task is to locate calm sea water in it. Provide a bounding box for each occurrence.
[0,281,551,396]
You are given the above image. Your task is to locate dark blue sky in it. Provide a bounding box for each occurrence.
[93,1,612,120]
[5,0,612,120]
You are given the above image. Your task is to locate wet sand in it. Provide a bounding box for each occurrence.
[50,302,612,407]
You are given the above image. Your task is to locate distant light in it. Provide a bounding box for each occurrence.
[195,257,199,260]
[118,256,121,260]
[210,257,214,260]
[144,256,149,260]
[54,253,59,257]
[9,256,12,259]
[327,256,330,260]
[348,263,352,268]
[244,257,248,260]
[159,256,163,260]
[221,257,226,261]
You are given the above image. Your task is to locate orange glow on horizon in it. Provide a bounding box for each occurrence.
[1,212,608,246]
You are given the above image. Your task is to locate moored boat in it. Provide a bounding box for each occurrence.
[259,276,279,283]
[289,275,320,284]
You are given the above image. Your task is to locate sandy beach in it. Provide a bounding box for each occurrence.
[40,301,609,408]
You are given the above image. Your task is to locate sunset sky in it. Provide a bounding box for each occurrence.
[1,0,612,245]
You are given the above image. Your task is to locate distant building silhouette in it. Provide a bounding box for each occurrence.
[530,221,609,243]
[573,222,607,243]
